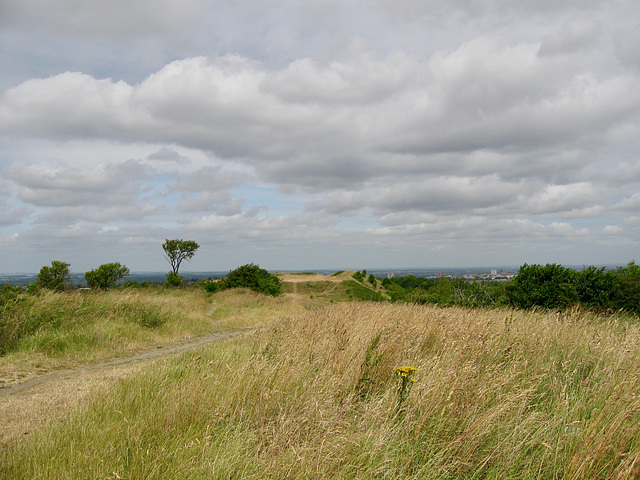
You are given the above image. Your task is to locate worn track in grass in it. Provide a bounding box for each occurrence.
[0,329,249,397]
[0,329,250,445]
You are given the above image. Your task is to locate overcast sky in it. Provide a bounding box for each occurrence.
[1,0,639,273]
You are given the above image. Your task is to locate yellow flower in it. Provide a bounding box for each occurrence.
[395,366,417,376]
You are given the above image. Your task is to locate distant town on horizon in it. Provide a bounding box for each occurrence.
[0,264,628,287]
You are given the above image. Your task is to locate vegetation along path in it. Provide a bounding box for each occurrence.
[0,329,249,397]
[0,329,250,444]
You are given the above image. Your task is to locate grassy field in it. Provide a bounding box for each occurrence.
[2,277,640,478]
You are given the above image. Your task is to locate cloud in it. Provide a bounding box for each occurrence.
[603,225,623,235]
[2,47,638,186]
[614,23,640,70]
[33,204,162,224]
[524,183,600,215]
[309,175,519,215]
[177,193,244,215]
[538,17,603,56]
[0,199,31,226]
[5,159,150,208]
[370,215,590,242]
[0,0,204,37]
[167,166,253,193]
[615,193,640,211]
[148,147,190,165]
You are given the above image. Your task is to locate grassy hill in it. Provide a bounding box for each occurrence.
[2,279,640,478]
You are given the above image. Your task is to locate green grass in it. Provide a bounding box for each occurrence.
[3,291,640,478]
[342,280,387,301]
[0,287,283,387]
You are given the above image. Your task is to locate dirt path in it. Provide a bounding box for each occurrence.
[0,329,250,444]
[0,329,249,397]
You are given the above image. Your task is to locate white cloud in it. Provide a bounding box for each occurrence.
[2,47,638,182]
[603,225,623,235]
[615,193,640,211]
[5,159,150,208]
[524,183,599,215]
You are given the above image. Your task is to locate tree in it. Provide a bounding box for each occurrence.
[36,261,72,292]
[84,263,130,290]
[162,239,200,276]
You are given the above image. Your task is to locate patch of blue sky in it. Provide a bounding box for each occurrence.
[139,174,180,208]
[229,184,305,217]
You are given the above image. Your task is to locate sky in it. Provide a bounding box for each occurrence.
[1,0,639,273]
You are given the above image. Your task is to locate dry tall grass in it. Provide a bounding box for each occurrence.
[3,299,640,479]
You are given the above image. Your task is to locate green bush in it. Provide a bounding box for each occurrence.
[215,264,282,296]
[506,264,577,310]
[203,280,224,293]
[34,261,72,292]
[84,263,130,290]
[379,262,639,314]
[165,272,184,287]
[574,266,618,310]
[382,281,408,302]
[258,276,282,296]
[614,261,640,313]
[1,284,21,306]
[425,277,455,306]
[386,275,434,291]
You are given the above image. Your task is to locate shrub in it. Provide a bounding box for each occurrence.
[383,281,408,302]
[203,280,224,293]
[34,261,72,292]
[1,284,21,306]
[84,263,130,290]
[164,272,184,287]
[506,264,578,310]
[425,277,455,306]
[352,270,366,283]
[574,266,618,310]
[614,261,640,313]
[217,264,282,296]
